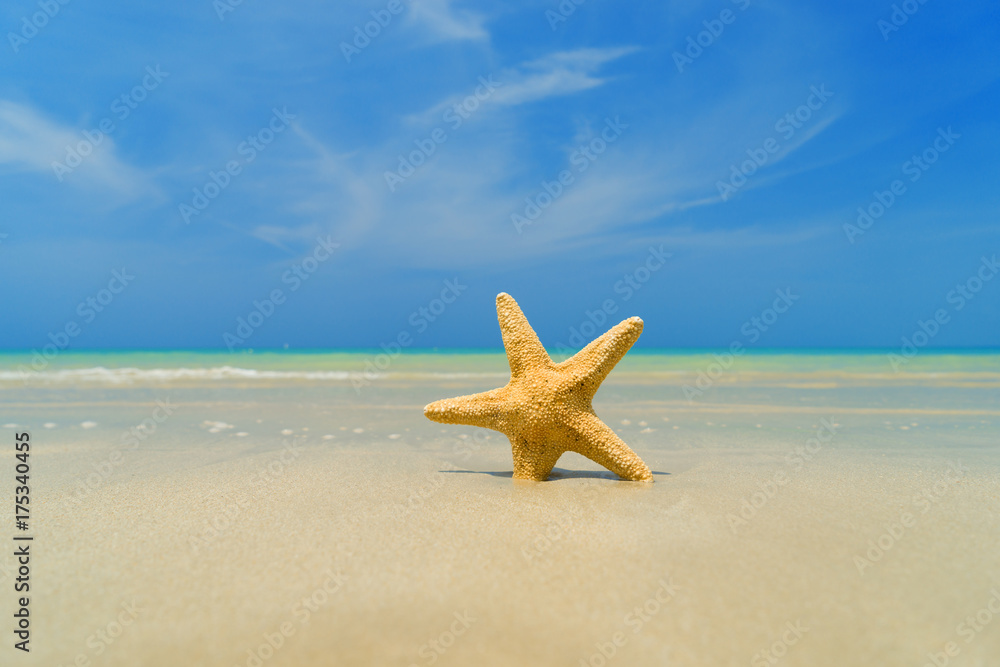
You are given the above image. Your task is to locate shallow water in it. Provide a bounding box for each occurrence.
[0,351,998,666]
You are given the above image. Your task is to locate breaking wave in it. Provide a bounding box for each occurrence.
[0,366,509,384]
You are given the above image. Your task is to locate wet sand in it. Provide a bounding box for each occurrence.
[1,352,998,666]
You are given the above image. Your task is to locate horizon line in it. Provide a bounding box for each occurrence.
[1,346,999,355]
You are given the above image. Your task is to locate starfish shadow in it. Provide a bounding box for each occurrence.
[439,467,670,481]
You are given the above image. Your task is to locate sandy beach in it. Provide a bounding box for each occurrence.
[1,351,999,666]
[6,0,999,662]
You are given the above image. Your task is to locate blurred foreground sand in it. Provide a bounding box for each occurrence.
[1,355,998,666]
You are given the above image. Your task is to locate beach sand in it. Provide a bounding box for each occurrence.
[1,352,999,666]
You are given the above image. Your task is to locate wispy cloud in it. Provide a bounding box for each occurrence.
[405,0,489,42]
[252,124,382,252]
[492,47,639,106]
[412,46,638,122]
[263,117,709,272]
[0,100,157,201]
[2,1,997,349]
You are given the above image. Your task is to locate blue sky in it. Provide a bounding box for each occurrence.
[1,0,998,350]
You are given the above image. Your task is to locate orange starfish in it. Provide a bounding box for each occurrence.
[424,293,653,482]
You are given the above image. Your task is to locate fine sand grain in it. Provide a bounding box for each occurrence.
[1,353,998,666]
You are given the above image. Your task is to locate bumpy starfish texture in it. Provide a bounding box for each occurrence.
[424,293,653,482]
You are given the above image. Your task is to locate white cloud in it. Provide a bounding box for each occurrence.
[492,47,638,105]
[238,34,854,273]
[0,100,157,200]
[406,0,489,42]
[412,46,638,122]
[252,124,382,251]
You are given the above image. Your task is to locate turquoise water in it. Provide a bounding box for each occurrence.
[3,350,997,421]
[2,348,999,378]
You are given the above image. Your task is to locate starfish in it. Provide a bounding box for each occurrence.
[424,293,653,482]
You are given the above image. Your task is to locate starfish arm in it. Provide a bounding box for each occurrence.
[424,388,510,431]
[509,432,565,481]
[569,411,653,482]
[559,316,643,397]
[496,293,551,378]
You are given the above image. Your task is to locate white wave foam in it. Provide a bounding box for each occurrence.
[0,366,510,384]
[0,366,354,384]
